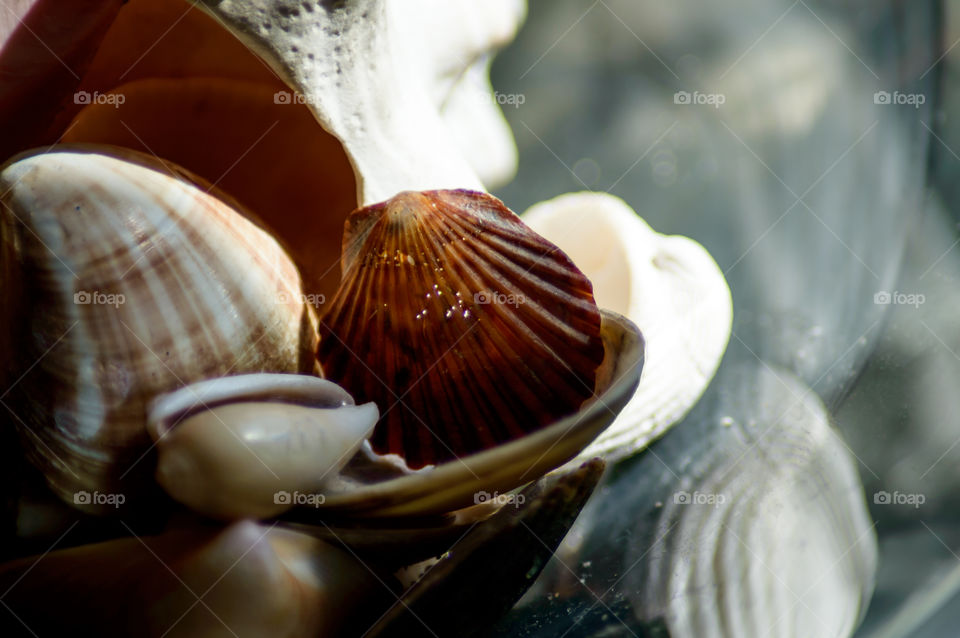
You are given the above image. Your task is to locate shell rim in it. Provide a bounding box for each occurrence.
[314,309,644,517]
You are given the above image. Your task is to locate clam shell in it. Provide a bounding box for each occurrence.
[314,309,641,518]
[0,146,319,510]
[146,374,379,520]
[523,192,732,462]
[317,189,606,468]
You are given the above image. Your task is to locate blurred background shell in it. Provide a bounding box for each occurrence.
[506,363,877,638]
[0,147,319,512]
[486,0,941,636]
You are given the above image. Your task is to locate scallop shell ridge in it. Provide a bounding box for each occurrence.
[318,189,605,468]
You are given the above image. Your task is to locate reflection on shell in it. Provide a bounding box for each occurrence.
[318,189,605,468]
[0,146,319,510]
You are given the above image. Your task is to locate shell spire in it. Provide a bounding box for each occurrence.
[317,189,605,468]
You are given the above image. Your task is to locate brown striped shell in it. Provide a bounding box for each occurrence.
[317,190,605,468]
[0,145,319,511]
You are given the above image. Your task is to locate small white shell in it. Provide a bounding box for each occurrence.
[522,192,732,461]
[147,374,378,520]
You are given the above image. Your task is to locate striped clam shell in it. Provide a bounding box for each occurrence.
[317,189,606,469]
[0,145,319,510]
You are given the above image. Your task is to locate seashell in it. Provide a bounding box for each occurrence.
[317,189,606,469]
[518,361,877,638]
[0,520,388,637]
[196,0,523,203]
[144,315,640,521]
[361,458,605,638]
[146,373,379,520]
[315,308,641,518]
[62,76,356,301]
[522,192,732,462]
[0,145,319,511]
[626,365,876,638]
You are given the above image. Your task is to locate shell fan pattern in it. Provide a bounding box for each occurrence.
[318,189,606,468]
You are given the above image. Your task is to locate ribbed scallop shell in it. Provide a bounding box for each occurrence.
[317,189,605,468]
[0,145,319,510]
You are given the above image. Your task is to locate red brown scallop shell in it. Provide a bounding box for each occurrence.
[317,189,605,468]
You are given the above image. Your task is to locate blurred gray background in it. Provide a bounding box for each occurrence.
[489,1,960,636]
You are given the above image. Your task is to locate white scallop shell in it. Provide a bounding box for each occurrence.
[629,366,876,638]
[522,192,732,461]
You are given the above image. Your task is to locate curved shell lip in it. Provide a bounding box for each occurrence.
[146,373,354,441]
[314,309,643,518]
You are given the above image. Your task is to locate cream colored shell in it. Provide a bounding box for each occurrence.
[147,374,378,520]
[196,0,525,203]
[523,192,733,461]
